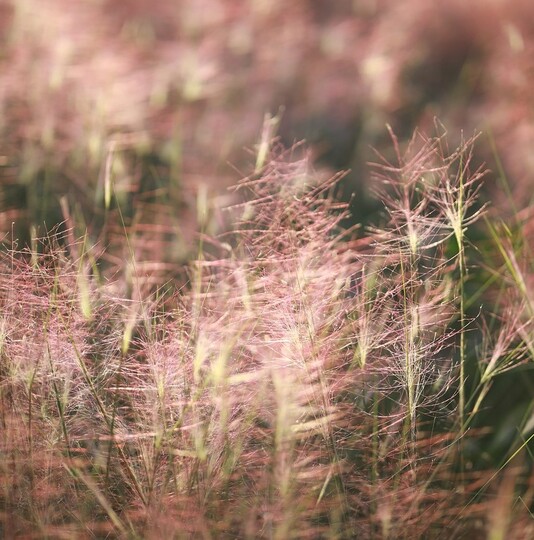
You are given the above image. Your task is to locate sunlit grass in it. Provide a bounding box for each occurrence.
[1,130,533,538]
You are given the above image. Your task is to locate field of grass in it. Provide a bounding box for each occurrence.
[1,1,534,538]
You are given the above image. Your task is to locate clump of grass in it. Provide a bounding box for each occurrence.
[0,131,532,538]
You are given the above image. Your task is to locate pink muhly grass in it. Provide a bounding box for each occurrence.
[1,133,519,538]
[113,139,482,537]
[364,127,486,438]
[0,234,128,536]
[112,148,363,536]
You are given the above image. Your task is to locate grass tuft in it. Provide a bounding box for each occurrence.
[1,131,533,538]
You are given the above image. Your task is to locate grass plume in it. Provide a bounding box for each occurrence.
[0,132,533,538]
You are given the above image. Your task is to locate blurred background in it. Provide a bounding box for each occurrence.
[0,0,533,265]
